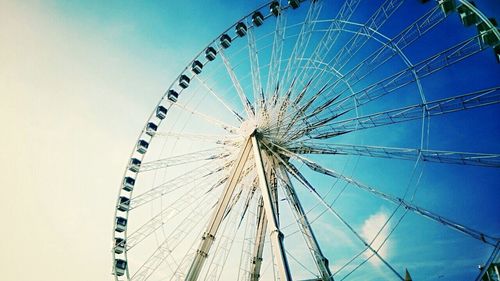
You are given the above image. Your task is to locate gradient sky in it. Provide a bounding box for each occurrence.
[0,1,272,280]
[1,1,499,280]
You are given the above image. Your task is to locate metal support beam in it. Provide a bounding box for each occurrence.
[278,164,334,281]
[185,137,253,281]
[251,134,292,281]
[250,197,268,281]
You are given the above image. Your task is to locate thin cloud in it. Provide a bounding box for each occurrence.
[360,210,391,267]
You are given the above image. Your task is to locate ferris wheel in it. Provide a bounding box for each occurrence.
[111,0,500,280]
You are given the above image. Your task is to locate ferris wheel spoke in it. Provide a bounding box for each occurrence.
[277,165,334,281]
[185,137,254,280]
[281,148,500,247]
[275,78,298,136]
[309,86,500,139]
[303,0,406,97]
[342,34,486,110]
[271,154,405,280]
[219,49,255,119]
[476,243,500,281]
[139,148,232,172]
[171,102,239,133]
[291,5,447,123]
[131,161,230,209]
[222,184,245,222]
[285,249,319,277]
[326,4,447,92]
[238,178,258,227]
[303,33,488,127]
[264,81,329,138]
[247,26,264,116]
[236,190,258,280]
[290,142,500,168]
[299,0,362,74]
[248,196,267,281]
[192,75,245,122]
[154,131,243,144]
[330,0,405,72]
[126,176,221,250]
[265,7,286,104]
[289,0,361,107]
[204,186,247,281]
[280,0,322,93]
[334,207,406,278]
[131,192,217,281]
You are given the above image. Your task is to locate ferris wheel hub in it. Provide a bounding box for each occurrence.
[239,119,258,137]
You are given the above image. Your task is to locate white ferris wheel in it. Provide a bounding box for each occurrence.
[112,0,500,280]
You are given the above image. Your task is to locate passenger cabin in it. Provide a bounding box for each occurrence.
[146,122,158,136]
[128,158,141,173]
[179,75,190,89]
[236,22,247,37]
[115,217,127,232]
[118,196,130,212]
[457,2,479,27]
[270,1,280,16]
[289,0,300,9]
[156,105,167,120]
[252,11,264,27]
[137,139,149,154]
[438,0,455,14]
[114,259,127,276]
[192,60,203,74]
[168,89,179,102]
[123,177,135,192]
[220,34,232,49]
[114,238,126,254]
[205,47,217,61]
[477,18,499,47]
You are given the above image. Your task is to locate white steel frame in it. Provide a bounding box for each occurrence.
[112,0,500,280]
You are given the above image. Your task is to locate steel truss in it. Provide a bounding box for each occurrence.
[113,1,500,280]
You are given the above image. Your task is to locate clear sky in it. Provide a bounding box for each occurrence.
[1,0,499,280]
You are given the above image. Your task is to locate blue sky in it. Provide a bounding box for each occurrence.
[1,0,499,280]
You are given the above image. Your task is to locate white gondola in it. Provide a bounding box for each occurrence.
[235,22,247,37]
[123,177,135,192]
[115,217,127,232]
[114,238,126,254]
[117,196,130,212]
[457,3,479,27]
[179,75,190,89]
[270,1,280,17]
[156,105,167,120]
[288,0,300,9]
[146,122,158,136]
[114,259,127,276]
[168,89,179,102]
[477,19,499,47]
[128,158,141,173]
[192,60,203,74]
[137,139,149,154]
[438,0,455,14]
[252,11,264,27]
[205,46,217,61]
[220,34,231,49]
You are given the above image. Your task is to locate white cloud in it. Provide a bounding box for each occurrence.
[360,210,391,267]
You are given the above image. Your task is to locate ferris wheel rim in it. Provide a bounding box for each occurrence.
[112,0,500,280]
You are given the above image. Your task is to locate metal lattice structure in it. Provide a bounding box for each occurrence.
[112,1,500,280]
